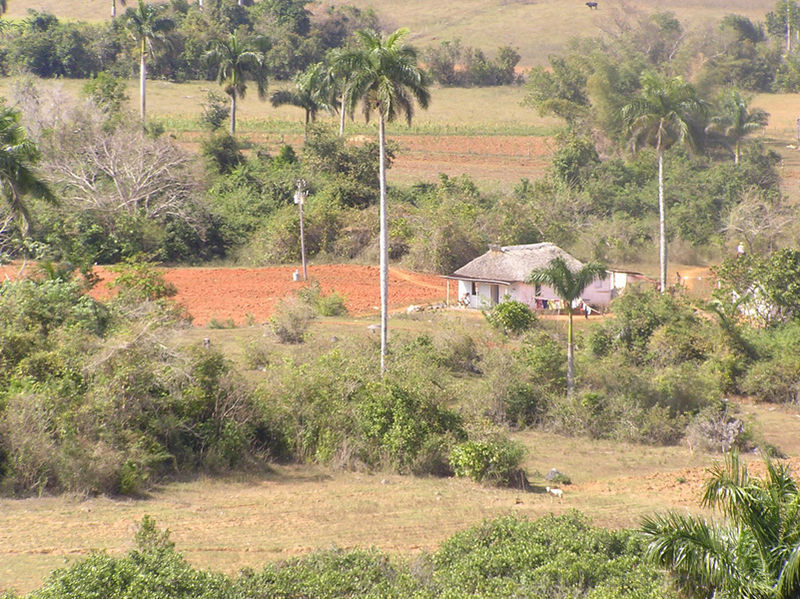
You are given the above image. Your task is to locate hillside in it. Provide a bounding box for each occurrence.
[9,0,776,65]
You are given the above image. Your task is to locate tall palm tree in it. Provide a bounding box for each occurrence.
[123,0,174,123]
[621,71,704,293]
[336,28,430,373]
[526,257,606,397]
[111,0,126,18]
[0,105,55,238]
[706,89,769,165]
[642,452,800,598]
[270,62,336,141]
[205,33,268,136]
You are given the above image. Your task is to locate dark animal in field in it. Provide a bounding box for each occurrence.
[586,1,598,8]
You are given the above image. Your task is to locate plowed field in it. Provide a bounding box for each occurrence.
[1,263,449,326]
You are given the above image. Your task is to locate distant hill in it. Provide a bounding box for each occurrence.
[7,0,777,65]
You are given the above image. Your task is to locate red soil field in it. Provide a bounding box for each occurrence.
[1,263,449,326]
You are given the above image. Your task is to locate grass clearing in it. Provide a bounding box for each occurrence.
[4,399,799,594]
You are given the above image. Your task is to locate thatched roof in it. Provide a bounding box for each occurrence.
[451,243,584,283]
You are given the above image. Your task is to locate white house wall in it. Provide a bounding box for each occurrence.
[457,274,619,310]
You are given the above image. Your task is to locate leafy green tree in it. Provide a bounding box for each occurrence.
[642,452,800,598]
[526,256,606,396]
[335,28,431,372]
[205,32,268,136]
[706,89,769,164]
[270,62,336,140]
[621,70,705,292]
[123,0,174,123]
[82,72,129,115]
[0,104,54,252]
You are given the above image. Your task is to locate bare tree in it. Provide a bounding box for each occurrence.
[724,188,795,255]
[22,86,205,235]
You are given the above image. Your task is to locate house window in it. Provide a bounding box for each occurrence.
[471,281,477,295]
[594,278,603,288]
[491,285,499,305]
[534,284,541,296]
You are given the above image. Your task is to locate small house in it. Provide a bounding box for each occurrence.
[444,243,641,310]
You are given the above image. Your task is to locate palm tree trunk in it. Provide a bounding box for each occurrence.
[230,94,236,136]
[304,110,310,142]
[339,96,346,136]
[658,149,667,293]
[567,309,574,397]
[735,141,740,165]
[379,115,388,374]
[139,41,147,123]
[111,0,116,18]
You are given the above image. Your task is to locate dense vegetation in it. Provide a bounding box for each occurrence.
[8,513,669,598]
[0,0,793,277]
[4,1,800,596]
[0,0,798,495]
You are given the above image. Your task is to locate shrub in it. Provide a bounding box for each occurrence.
[685,401,754,453]
[431,514,667,598]
[270,296,316,343]
[297,281,348,316]
[484,299,536,335]
[31,516,231,599]
[359,381,465,474]
[449,438,525,486]
[107,256,177,302]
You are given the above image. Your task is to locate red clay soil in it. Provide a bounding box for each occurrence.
[81,264,449,326]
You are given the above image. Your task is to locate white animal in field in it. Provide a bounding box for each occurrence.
[546,486,563,502]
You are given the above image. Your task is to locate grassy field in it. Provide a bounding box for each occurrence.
[7,0,776,66]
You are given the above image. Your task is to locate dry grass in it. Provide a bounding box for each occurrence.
[3,398,798,595]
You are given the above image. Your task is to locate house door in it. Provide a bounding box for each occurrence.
[490,285,499,305]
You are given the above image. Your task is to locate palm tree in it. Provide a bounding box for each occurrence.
[621,71,704,293]
[123,0,174,123]
[270,62,336,141]
[526,256,606,397]
[642,453,800,598]
[336,28,430,373]
[706,89,769,165]
[0,105,55,239]
[205,33,268,136]
[327,48,352,136]
[111,0,126,18]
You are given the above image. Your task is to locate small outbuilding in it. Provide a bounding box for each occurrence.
[444,243,642,311]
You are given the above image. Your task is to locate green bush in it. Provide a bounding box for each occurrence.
[431,514,668,598]
[359,381,465,474]
[297,281,348,316]
[484,299,536,335]
[270,296,317,343]
[107,256,177,302]
[30,516,230,599]
[449,438,525,486]
[23,514,671,599]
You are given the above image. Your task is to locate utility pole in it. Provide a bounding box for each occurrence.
[294,179,308,281]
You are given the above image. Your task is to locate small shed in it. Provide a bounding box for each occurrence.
[444,243,640,310]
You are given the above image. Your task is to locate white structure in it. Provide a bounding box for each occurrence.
[445,243,643,310]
